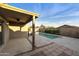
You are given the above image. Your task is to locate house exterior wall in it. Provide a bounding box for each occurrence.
[59,26,79,38]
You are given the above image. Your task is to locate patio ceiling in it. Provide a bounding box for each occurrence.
[0,3,39,26]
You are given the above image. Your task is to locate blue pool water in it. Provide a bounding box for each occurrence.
[39,32,58,39]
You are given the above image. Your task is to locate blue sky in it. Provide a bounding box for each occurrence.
[9,3,79,27]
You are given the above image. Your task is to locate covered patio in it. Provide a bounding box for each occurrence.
[0,3,39,55]
[0,3,79,56]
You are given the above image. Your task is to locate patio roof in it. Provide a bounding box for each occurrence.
[0,3,39,26]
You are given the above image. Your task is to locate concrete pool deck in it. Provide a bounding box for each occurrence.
[16,34,79,56]
[29,34,79,52]
[50,36,79,52]
[0,34,79,56]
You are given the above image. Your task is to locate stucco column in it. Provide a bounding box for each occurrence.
[32,16,35,50]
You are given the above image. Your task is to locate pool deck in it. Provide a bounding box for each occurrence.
[50,36,79,53]
[0,34,79,56]
[22,34,79,56]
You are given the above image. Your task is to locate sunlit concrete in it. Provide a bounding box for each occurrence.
[0,38,32,56]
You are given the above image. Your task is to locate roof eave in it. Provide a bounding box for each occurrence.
[0,3,39,17]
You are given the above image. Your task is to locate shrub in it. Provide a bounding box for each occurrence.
[44,28,60,34]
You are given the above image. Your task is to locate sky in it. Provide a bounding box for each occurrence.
[9,3,79,27]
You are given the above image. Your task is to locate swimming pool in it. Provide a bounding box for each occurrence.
[39,32,58,39]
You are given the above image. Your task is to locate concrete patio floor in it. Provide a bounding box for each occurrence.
[29,34,53,47]
[0,38,32,56]
[16,34,79,56]
[17,42,78,56]
[0,34,79,56]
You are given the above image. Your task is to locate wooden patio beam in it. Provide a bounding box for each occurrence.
[32,16,35,50]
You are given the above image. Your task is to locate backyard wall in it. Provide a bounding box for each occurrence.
[58,25,79,38]
[9,30,28,39]
[9,25,29,39]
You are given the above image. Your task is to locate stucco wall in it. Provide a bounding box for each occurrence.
[59,27,79,38]
[9,25,29,39]
[9,30,28,39]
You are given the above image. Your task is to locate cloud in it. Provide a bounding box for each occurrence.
[36,17,79,27]
[63,20,79,27]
